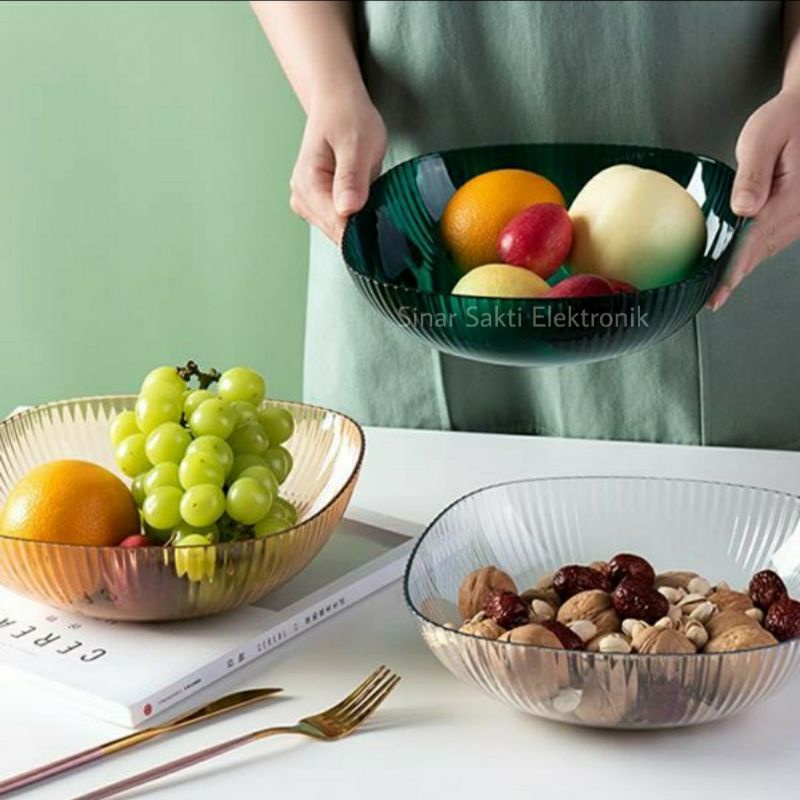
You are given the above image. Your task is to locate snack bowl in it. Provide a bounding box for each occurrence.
[342,143,742,367]
[405,477,800,728]
[0,396,363,621]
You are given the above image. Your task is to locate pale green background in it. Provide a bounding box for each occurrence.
[0,1,307,416]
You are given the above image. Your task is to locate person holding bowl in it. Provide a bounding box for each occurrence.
[252,0,800,448]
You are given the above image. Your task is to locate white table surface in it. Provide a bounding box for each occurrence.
[3,427,800,800]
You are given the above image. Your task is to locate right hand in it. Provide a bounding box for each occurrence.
[290,89,387,242]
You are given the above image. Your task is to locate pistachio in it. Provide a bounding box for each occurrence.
[521,586,561,608]
[654,616,676,630]
[530,598,556,622]
[687,576,712,596]
[677,592,707,607]
[745,607,765,623]
[567,619,598,643]
[654,570,697,590]
[621,618,649,639]
[657,586,684,604]
[667,604,683,623]
[598,633,632,653]
[682,618,709,649]
[688,601,718,624]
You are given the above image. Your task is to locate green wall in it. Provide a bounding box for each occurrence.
[0,1,308,415]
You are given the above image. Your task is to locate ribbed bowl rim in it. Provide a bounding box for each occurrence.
[0,394,365,551]
[341,142,742,301]
[404,474,800,661]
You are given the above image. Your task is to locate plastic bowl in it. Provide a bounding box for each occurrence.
[405,477,800,728]
[0,396,363,621]
[342,143,742,367]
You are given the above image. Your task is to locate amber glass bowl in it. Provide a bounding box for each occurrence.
[0,397,364,621]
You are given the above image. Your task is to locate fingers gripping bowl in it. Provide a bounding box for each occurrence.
[342,143,742,367]
[0,397,364,621]
[404,477,800,728]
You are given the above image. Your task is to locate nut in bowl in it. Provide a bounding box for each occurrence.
[0,391,363,621]
[404,477,800,728]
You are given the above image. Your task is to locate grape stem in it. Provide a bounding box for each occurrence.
[176,360,221,389]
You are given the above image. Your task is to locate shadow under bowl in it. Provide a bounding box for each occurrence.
[0,396,364,621]
[404,476,800,728]
[342,143,742,367]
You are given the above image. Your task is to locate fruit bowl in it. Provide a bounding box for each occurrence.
[405,477,800,728]
[342,143,742,367]
[0,397,363,621]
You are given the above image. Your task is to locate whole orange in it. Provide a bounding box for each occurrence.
[0,460,139,546]
[440,169,565,270]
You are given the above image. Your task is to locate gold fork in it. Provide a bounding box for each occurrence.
[74,666,400,800]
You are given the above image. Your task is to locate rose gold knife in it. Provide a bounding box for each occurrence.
[0,687,282,796]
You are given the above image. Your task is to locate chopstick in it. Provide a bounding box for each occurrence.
[0,687,282,796]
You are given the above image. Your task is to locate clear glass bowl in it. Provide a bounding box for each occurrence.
[405,477,800,728]
[342,143,743,367]
[0,397,364,621]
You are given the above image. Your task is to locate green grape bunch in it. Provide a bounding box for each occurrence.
[109,361,298,581]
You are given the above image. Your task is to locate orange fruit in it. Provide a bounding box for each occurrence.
[0,460,140,546]
[440,169,565,270]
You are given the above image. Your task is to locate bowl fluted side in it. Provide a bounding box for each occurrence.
[405,477,800,728]
[343,143,741,367]
[0,397,363,621]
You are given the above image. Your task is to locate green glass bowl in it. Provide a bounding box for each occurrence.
[342,143,743,367]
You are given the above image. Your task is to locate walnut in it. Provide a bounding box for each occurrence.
[706,589,753,613]
[632,626,696,654]
[654,570,697,590]
[704,624,778,653]
[459,616,505,639]
[706,609,761,639]
[498,623,563,648]
[458,567,517,620]
[556,589,619,632]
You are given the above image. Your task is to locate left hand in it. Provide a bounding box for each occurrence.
[708,89,800,310]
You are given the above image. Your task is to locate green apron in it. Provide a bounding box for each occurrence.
[304,0,800,448]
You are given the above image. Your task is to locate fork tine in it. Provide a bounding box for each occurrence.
[321,666,389,717]
[325,667,391,719]
[333,672,400,725]
[340,675,401,731]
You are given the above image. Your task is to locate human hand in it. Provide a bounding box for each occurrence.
[708,89,800,310]
[289,89,387,242]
